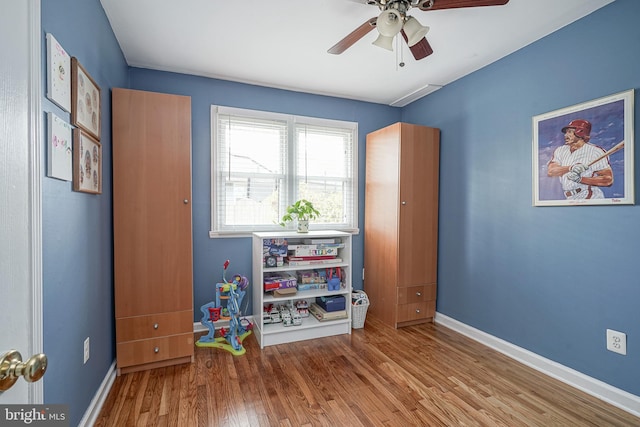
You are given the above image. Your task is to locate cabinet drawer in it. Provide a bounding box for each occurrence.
[396,300,435,323]
[116,310,193,342]
[117,333,194,368]
[397,284,436,304]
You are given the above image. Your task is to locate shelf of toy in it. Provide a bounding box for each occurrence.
[263,288,349,303]
[253,230,353,348]
[263,261,348,273]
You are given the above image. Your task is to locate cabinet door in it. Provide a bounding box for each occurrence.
[113,89,193,317]
[364,124,401,326]
[397,124,439,287]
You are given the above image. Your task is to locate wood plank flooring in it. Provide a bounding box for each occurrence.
[95,317,640,426]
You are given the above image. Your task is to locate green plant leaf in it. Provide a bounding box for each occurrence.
[280,199,321,227]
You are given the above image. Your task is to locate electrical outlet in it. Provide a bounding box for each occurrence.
[606,329,626,355]
[84,337,90,364]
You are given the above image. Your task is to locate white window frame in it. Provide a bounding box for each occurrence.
[209,105,359,237]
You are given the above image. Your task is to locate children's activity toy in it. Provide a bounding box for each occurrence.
[196,260,252,355]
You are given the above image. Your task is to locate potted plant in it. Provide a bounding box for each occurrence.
[279,199,320,233]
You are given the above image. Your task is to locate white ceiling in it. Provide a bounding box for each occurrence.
[100,0,614,107]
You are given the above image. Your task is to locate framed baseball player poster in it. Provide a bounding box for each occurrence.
[532,89,634,206]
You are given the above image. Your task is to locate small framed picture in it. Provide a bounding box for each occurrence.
[73,128,102,194]
[47,112,73,181]
[71,57,101,140]
[46,33,71,112]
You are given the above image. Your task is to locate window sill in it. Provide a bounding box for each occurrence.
[209,227,360,239]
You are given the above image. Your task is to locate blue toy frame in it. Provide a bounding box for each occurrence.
[196,260,252,355]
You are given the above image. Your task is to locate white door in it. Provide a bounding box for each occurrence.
[0,0,44,403]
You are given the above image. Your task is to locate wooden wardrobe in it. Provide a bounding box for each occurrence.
[112,88,194,374]
[364,122,439,328]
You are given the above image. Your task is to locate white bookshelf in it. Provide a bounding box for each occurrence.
[252,230,352,348]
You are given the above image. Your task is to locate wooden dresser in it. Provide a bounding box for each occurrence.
[112,88,194,374]
[364,122,439,328]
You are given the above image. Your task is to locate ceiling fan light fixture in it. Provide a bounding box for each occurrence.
[403,16,429,47]
[376,9,403,37]
[372,33,395,51]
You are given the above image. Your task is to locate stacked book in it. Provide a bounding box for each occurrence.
[309,303,348,321]
[286,238,344,266]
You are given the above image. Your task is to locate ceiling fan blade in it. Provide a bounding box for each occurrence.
[401,30,434,60]
[419,0,509,11]
[328,17,377,55]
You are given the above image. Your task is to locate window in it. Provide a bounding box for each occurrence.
[210,106,358,236]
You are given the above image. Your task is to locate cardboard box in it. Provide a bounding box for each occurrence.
[297,270,327,284]
[288,244,341,257]
[263,238,288,256]
[264,272,297,292]
[273,287,297,297]
[298,283,325,291]
[264,255,284,268]
[315,295,345,312]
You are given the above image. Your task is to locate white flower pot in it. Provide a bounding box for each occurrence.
[297,219,309,233]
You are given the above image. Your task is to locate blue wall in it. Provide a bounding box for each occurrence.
[128,70,400,318]
[402,0,640,396]
[41,0,128,425]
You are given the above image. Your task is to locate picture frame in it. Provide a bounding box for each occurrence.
[532,89,634,206]
[71,57,101,140]
[47,112,73,181]
[46,33,71,112]
[73,128,102,194]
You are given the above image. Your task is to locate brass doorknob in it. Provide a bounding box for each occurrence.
[0,350,48,391]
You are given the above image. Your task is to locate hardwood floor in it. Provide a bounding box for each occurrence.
[95,317,639,426]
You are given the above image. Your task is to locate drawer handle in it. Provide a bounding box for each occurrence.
[416,309,421,313]
[416,292,422,296]
[154,347,159,354]
[153,323,159,330]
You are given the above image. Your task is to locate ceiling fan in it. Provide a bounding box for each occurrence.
[328,0,510,61]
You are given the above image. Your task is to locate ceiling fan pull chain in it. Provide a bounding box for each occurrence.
[395,36,399,70]
[395,35,405,70]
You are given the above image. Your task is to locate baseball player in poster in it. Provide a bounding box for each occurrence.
[547,119,614,200]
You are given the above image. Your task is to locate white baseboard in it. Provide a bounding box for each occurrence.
[78,361,117,427]
[434,312,640,418]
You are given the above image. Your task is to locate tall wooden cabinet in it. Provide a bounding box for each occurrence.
[364,122,439,328]
[112,88,194,374]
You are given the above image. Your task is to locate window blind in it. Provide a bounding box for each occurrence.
[211,105,357,236]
